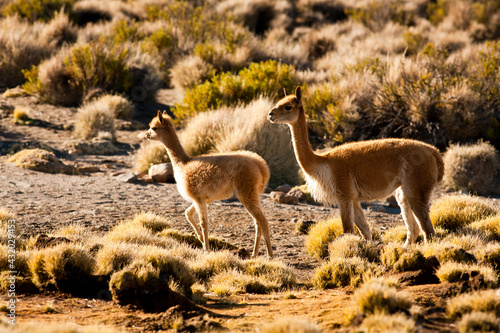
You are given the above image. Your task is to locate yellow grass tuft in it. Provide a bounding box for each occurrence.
[105,220,177,248]
[305,217,344,259]
[0,208,16,245]
[436,261,498,286]
[358,312,416,333]
[381,243,426,272]
[313,257,379,289]
[354,280,412,316]
[456,311,500,333]
[12,106,31,122]
[209,268,264,296]
[473,242,500,273]
[244,258,297,290]
[470,215,500,241]
[190,250,243,281]
[133,140,169,173]
[419,241,477,264]
[328,234,379,262]
[95,94,135,119]
[257,317,321,333]
[74,98,116,141]
[447,289,500,319]
[430,195,499,231]
[94,243,138,276]
[53,224,90,243]
[128,212,171,233]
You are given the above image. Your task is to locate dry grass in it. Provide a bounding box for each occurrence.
[419,241,477,264]
[93,94,135,119]
[358,312,416,333]
[456,311,500,333]
[7,323,123,333]
[190,251,243,281]
[443,142,500,194]
[73,99,116,141]
[244,258,296,290]
[104,220,177,248]
[53,224,90,243]
[354,280,412,316]
[12,107,31,122]
[470,215,500,241]
[133,140,169,173]
[0,208,15,245]
[40,9,77,48]
[447,289,500,319]
[209,268,263,296]
[127,212,171,233]
[430,195,499,231]
[305,217,344,259]
[435,261,498,286]
[257,317,321,333]
[312,257,379,289]
[328,234,379,262]
[170,55,213,90]
[473,242,500,273]
[381,243,426,272]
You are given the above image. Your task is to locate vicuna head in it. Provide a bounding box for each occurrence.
[145,110,175,142]
[267,86,303,124]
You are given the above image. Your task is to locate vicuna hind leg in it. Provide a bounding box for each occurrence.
[407,194,436,243]
[395,188,420,245]
[353,202,372,240]
[193,201,210,251]
[238,195,273,258]
[185,204,203,242]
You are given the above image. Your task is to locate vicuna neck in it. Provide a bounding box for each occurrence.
[160,131,190,165]
[289,106,322,174]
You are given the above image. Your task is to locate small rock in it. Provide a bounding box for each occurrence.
[115,172,138,183]
[148,163,174,183]
[7,149,78,175]
[64,139,119,155]
[138,175,154,184]
[367,205,386,213]
[287,188,306,202]
[264,186,273,194]
[283,194,299,205]
[269,191,298,205]
[275,184,292,193]
[77,164,100,173]
[386,195,399,208]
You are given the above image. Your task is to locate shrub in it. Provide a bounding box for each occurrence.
[436,261,498,285]
[12,107,32,124]
[474,243,500,272]
[420,241,477,264]
[24,41,133,106]
[178,97,300,187]
[328,234,379,262]
[312,257,378,289]
[94,243,137,276]
[53,224,88,243]
[105,220,176,248]
[173,60,297,120]
[73,99,116,140]
[3,0,75,23]
[128,212,171,233]
[305,218,344,259]
[447,289,500,319]
[243,258,296,290]
[209,268,265,296]
[358,312,416,333]
[190,251,243,281]
[89,94,135,120]
[430,195,499,231]
[381,243,426,272]
[0,16,51,88]
[456,311,500,333]
[443,141,500,194]
[40,9,77,47]
[354,280,412,316]
[257,318,321,333]
[470,215,500,241]
[170,55,214,90]
[133,141,169,174]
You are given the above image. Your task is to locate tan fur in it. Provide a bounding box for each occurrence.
[268,87,444,244]
[146,111,273,257]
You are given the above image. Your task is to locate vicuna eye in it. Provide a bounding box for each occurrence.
[151,127,157,131]
[284,106,292,111]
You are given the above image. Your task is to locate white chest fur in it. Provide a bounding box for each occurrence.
[304,163,337,206]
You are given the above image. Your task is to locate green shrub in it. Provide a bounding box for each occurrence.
[3,0,75,22]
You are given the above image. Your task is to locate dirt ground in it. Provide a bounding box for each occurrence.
[0,91,497,332]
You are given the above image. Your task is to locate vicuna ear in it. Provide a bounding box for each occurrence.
[283,88,287,97]
[295,86,302,104]
[157,110,163,124]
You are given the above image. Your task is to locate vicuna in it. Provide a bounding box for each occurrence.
[268,87,444,244]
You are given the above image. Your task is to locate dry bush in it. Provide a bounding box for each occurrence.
[436,261,498,285]
[262,28,310,69]
[53,224,89,243]
[312,257,379,289]
[354,280,412,315]
[104,220,176,248]
[470,216,500,241]
[380,225,449,244]
[179,97,300,187]
[447,289,500,319]
[209,268,264,295]
[127,212,171,233]
[0,16,51,88]
[305,217,344,259]
[257,317,321,333]
[73,0,142,25]
[456,311,500,333]
[170,55,213,91]
[133,140,169,174]
[328,234,379,262]
[474,242,500,272]
[190,251,243,281]
[73,99,116,140]
[419,241,477,264]
[358,312,416,333]
[430,195,499,231]
[443,142,500,194]
[244,258,296,290]
[41,10,77,48]
[381,243,426,272]
[9,323,123,333]
[90,94,135,120]
[94,243,137,276]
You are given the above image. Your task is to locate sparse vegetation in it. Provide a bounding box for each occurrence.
[313,257,379,289]
[447,289,500,319]
[381,243,426,272]
[436,261,498,285]
[73,98,116,140]
[133,140,169,174]
[357,312,416,333]
[456,311,500,333]
[354,280,413,316]
[305,218,344,259]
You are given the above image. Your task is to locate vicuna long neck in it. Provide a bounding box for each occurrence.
[289,107,322,175]
[161,131,190,166]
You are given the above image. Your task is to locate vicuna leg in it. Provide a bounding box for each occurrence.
[395,188,420,245]
[353,202,372,240]
[185,204,203,242]
[407,196,436,243]
[238,195,273,258]
[194,201,210,251]
[338,200,356,234]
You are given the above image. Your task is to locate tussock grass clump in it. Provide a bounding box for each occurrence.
[94,243,137,276]
[40,10,77,47]
[209,268,264,296]
[178,97,300,186]
[420,241,477,264]
[313,257,379,289]
[127,212,171,233]
[159,228,239,252]
[430,195,499,231]
[190,251,243,281]
[305,218,343,259]
[12,107,31,123]
[105,221,176,248]
[133,141,169,174]
[328,234,380,262]
[170,55,213,90]
[244,258,296,290]
[436,261,498,285]
[358,312,416,333]
[73,99,116,140]
[447,289,500,319]
[456,311,500,333]
[474,243,500,272]
[53,224,89,243]
[443,142,500,194]
[0,208,16,245]
[471,215,500,241]
[3,0,75,22]
[354,280,412,316]
[92,94,135,120]
[381,243,426,272]
[257,318,321,333]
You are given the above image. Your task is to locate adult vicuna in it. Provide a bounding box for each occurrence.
[268,87,444,244]
[145,111,273,258]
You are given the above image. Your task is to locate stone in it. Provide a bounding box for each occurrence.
[115,172,138,183]
[148,163,175,183]
[367,205,386,213]
[386,195,399,208]
[7,149,78,175]
[269,191,299,205]
[275,184,292,193]
[34,234,71,249]
[76,164,100,173]
[64,139,119,155]
[287,188,306,202]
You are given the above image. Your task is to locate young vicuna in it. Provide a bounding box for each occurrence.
[145,111,273,258]
[268,87,444,244]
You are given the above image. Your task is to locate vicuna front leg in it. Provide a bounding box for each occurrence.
[395,188,421,245]
[338,200,356,235]
[239,196,273,258]
[185,204,204,242]
[193,201,210,251]
[353,203,372,240]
